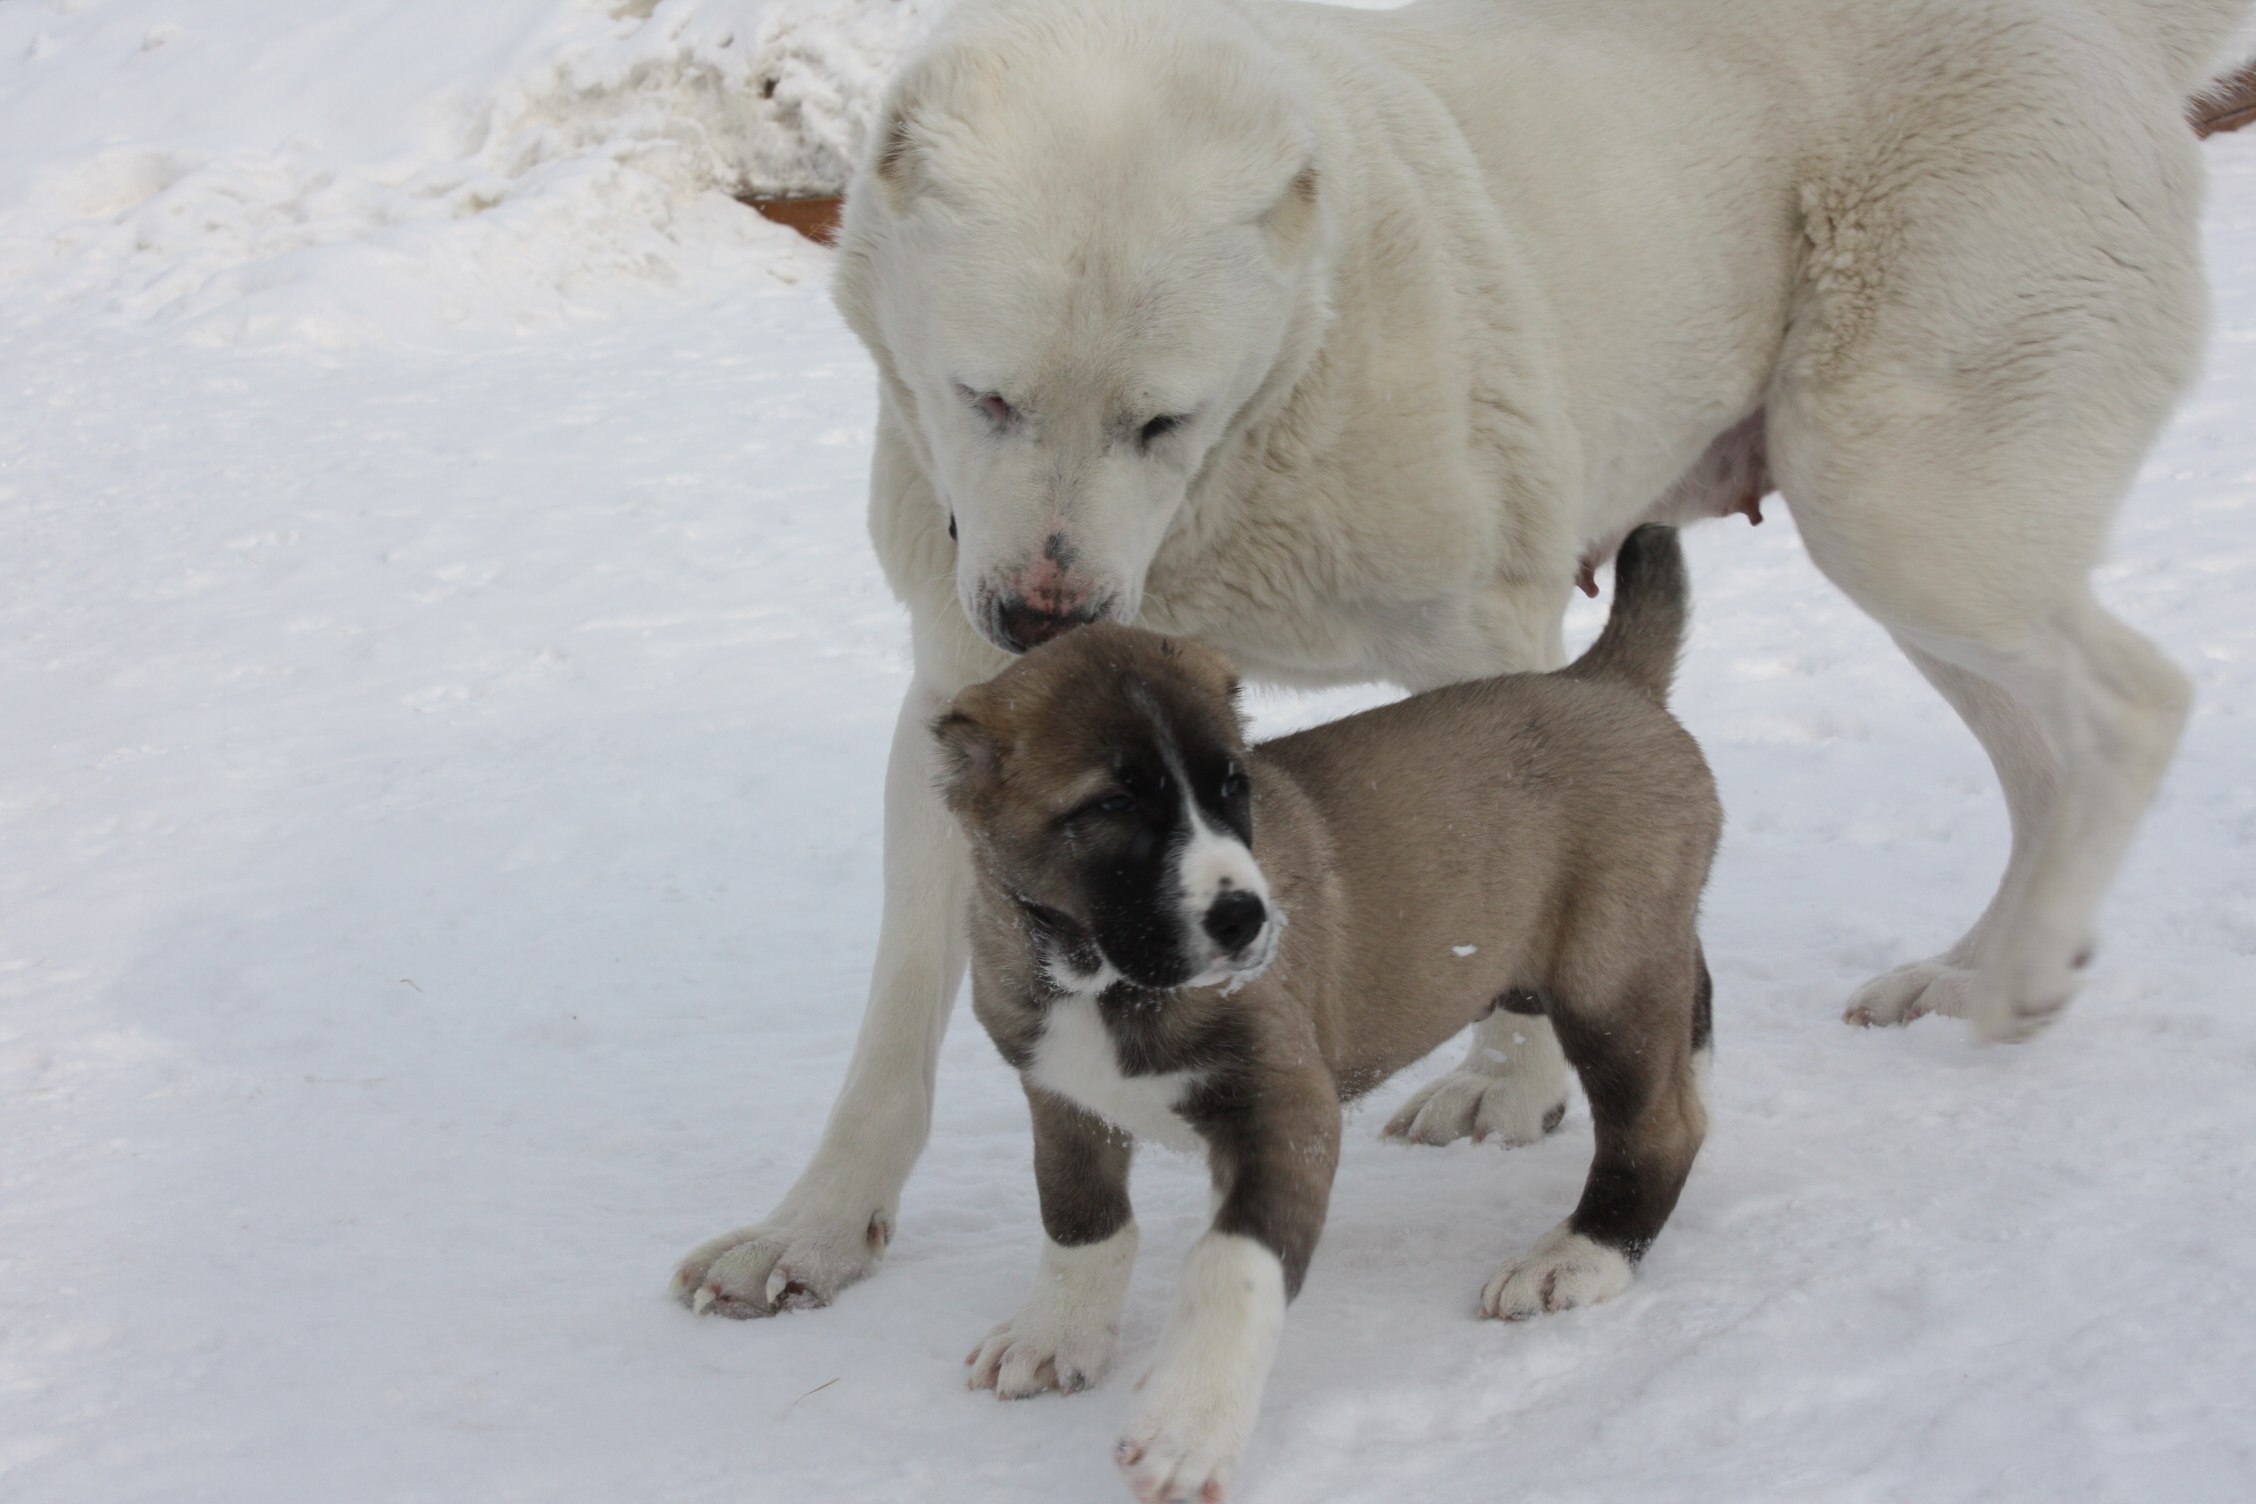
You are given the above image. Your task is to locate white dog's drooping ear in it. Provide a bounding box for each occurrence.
[871,94,932,211]
[1262,162,1323,260]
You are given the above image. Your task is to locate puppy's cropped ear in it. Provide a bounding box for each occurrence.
[1162,636,1248,730]
[931,681,1008,803]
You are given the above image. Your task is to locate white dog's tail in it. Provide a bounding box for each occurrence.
[2122,0,2256,92]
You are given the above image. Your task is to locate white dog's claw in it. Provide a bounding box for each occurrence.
[669,1213,884,1317]
[1842,956,1980,1028]
[1845,951,2082,1043]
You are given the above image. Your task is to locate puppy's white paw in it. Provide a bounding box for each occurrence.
[1115,1418,1243,1504]
[1116,1234,1285,1503]
[1842,955,1980,1028]
[966,1226,1138,1399]
[967,1318,1117,1399]
[1482,1225,1633,1320]
[669,1206,891,1318]
[1384,1018,1569,1148]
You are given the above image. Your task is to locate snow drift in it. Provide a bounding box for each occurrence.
[0,0,946,347]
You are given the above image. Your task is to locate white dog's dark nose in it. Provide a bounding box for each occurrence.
[1203,890,1267,955]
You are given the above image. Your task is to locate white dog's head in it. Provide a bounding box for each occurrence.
[834,0,1336,654]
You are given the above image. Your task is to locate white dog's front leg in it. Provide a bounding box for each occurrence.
[1115,1233,1286,1504]
[672,683,970,1316]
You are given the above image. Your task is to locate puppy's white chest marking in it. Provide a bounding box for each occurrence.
[1027,992,1205,1154]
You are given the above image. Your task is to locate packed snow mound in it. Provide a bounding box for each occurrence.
[0,0,944,348]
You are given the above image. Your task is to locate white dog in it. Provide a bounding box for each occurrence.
[677,0,2249,1495]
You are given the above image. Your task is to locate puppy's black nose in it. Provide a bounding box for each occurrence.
[994,598,1100,653]
[1203,890,1267,955]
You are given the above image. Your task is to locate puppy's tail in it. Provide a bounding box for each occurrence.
[1563,525,1688,703]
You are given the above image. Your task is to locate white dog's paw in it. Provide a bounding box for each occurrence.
[1962,945,2088,1044]
[1845,949,2084,1042]
[1481,1225,1633,1320]
[1842,955,1982,1028]
[669,1208,890,1318]
[1385,1013,1570,1147]
[966,1227,1138,1399]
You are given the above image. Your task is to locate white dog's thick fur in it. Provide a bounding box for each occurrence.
[677,0,2244,1382]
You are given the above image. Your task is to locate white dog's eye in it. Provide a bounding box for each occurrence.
[1137,413,1187,449]
[958,383,1017,431]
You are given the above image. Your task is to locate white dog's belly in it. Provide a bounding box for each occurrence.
[1026,993,1207,1154]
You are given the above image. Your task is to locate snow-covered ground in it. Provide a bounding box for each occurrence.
[4,4,2254,1502]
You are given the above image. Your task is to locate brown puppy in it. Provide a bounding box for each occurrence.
[934,526,1719,1503]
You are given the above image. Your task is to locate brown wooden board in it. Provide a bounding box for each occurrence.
[741,195,843,245]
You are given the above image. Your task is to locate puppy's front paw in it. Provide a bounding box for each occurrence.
[1115,1233,1285,1503]
[1115,1412,1246,1504]
[1481,1224,1633,1320]
[967,1226,1138,1399]
[965,1313,1118,1399]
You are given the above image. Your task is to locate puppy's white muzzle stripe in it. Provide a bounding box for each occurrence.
[1175,793,1277,985]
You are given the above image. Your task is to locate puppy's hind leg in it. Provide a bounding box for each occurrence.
[1483,960,1706,1320]
[1385,581,1577,1150]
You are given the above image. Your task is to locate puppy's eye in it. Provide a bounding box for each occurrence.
[1063,790,1137,826]
[1220,771,1249,800]
[1137,413,1186,448]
